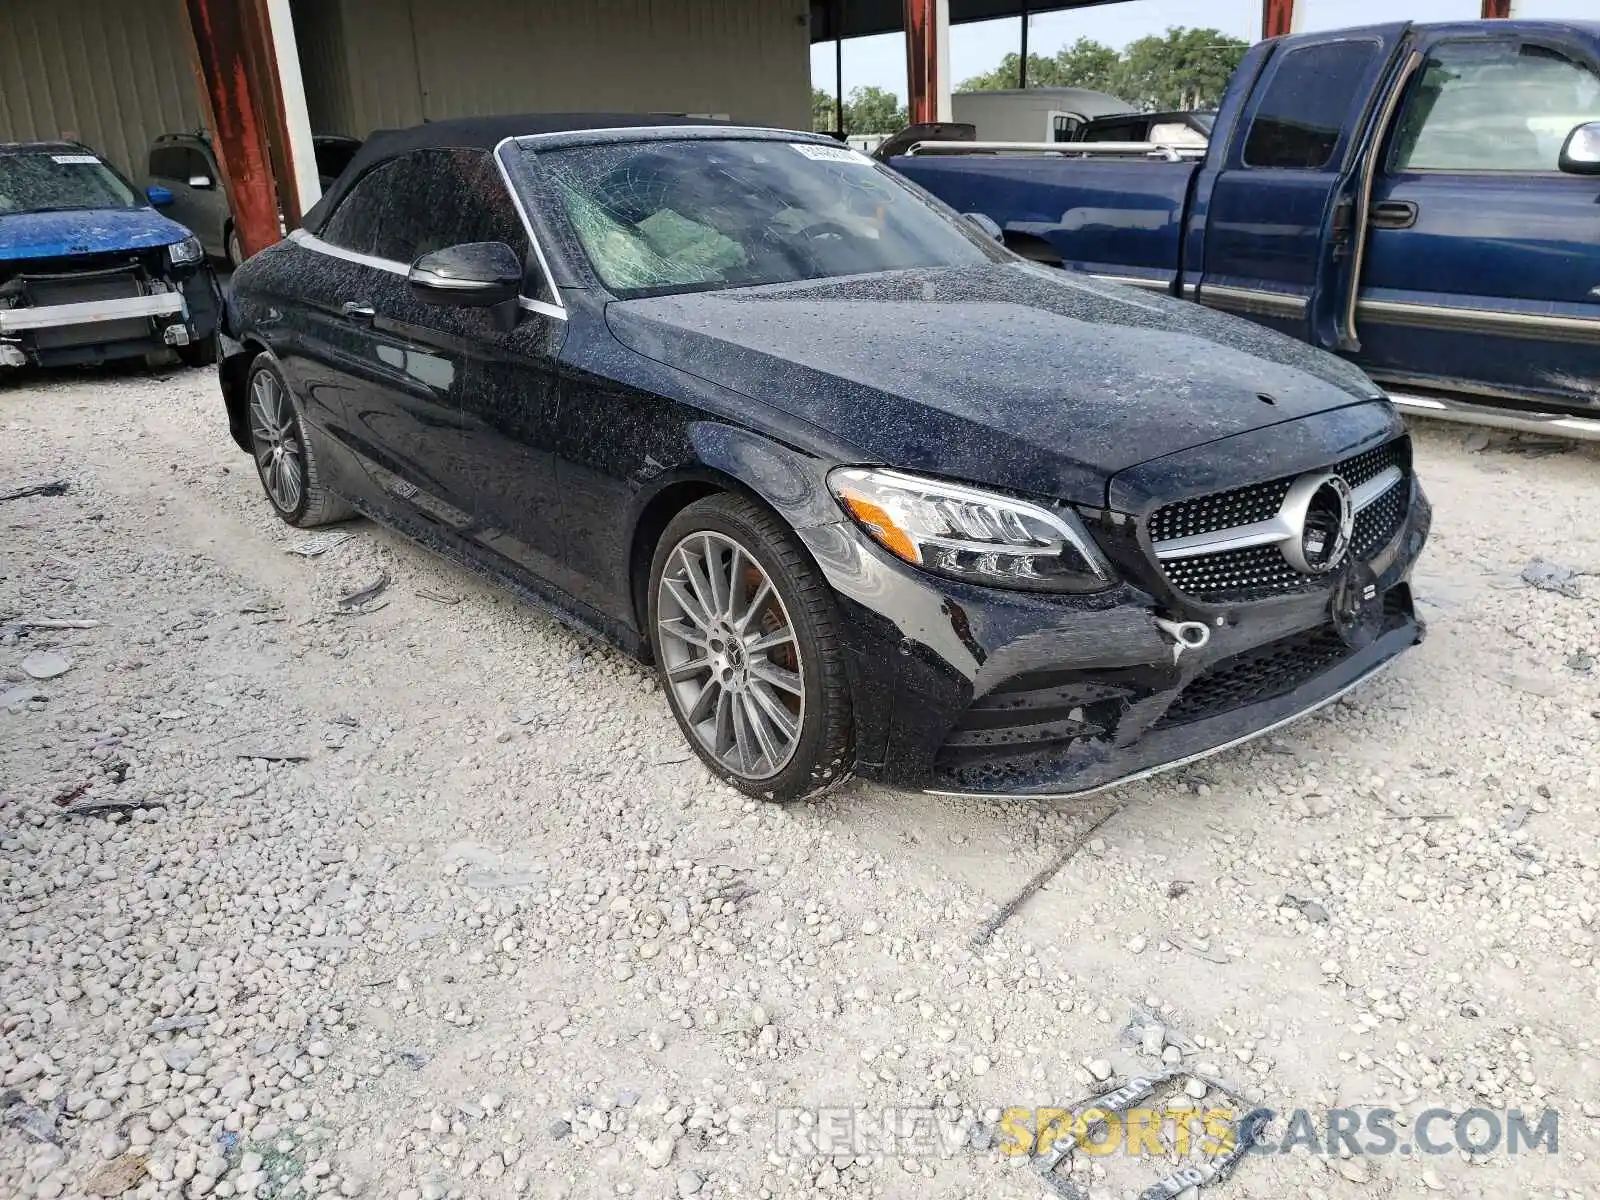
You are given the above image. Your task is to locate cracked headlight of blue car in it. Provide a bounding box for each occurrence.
[167,236,205,267]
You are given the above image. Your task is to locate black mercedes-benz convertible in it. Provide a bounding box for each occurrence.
[217,113,1429,802]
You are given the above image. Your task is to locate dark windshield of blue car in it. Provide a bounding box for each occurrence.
[534,138,1002,299]
[0,151,143,215]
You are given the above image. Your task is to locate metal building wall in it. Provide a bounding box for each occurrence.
[290,0,358,138]
[323,0,810,139]
[0,0,202,178]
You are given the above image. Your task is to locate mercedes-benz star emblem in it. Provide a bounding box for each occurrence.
[1280,473,1354,575]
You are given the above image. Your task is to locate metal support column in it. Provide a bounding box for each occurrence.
[834,0,845,133]
[904,0,951,125]
[1019,8,1029,89]
[1481,0,1513,17]
[1261,0,1296,39]
[181,0,311,259]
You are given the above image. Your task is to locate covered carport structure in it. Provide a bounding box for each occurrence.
[1,0,1522,266]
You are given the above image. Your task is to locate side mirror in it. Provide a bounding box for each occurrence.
[963,212,1003,242]
[1559,121,1600,176]
[146,185,174,208]
[188,174,214,190]
[409,241,523,309]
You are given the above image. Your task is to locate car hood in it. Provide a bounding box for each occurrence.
[0,207,190,263]
[605,262,1382,506]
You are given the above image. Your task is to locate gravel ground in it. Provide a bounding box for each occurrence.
[2,364,1599,1200]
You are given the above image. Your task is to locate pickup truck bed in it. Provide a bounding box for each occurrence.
[893,18,1600,437]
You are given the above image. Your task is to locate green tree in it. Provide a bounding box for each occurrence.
[958,38,1121,94]
[843,86,908,135]
[955,25,1248,112]
[811,85,907,135]
[1111,27,1248,111]
[812,88,840,132]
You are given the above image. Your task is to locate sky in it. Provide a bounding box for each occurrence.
[810,0,1600,101]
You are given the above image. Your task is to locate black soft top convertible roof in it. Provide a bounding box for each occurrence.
[302,112,730,234]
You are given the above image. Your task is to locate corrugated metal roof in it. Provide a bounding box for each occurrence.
[810,0,1127,43]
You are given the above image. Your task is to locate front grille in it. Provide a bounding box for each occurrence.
[27,274,141,307]
[19,270,151,350]
[1154,624,1352,729]
[1161,544,1316,601]
[1148,477,1292,544]
[1149,438,1410,603]
[1352,476,1407,559]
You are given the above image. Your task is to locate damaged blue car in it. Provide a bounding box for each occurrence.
[1,141,221,371]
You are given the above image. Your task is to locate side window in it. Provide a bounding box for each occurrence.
[1051,114,1083,143]
[319,157,410,257]
[366,150,530,264]
[1243,40,1381,170]
[149,146,184,180]
[184,148,215,185]
[319,150,541,295]
[1390,41,1600,172]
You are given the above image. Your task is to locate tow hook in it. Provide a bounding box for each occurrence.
[1153,616,1210,664]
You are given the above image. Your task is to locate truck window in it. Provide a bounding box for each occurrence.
[1243,40,1382,170]
[1390,41,1600,172]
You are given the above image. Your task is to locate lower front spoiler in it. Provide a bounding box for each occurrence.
[925,617,1418,800]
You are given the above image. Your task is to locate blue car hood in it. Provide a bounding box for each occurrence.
[0,208,190,262]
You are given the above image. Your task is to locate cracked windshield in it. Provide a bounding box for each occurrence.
[537,137,996,297]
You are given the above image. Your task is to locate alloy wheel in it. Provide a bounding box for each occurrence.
[656,531,805,781]
[249,370,305,516]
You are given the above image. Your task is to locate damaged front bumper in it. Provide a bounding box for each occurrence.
[0,264,220,369]
[811,479,1431,799]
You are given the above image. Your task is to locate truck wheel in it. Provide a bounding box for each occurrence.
[226,227,244,269]
[177,334,218,368]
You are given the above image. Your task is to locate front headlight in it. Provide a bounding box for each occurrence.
[167,236,204,267]
[829,467,1114,593]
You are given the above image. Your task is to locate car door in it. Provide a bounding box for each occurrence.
[297,153,485,542]
[1352,32,1600,410]
[148,143,224,257]
[302,148,573,588]
[394,149,574,590]
[1197,27,1411,350]
[184,145,232,257]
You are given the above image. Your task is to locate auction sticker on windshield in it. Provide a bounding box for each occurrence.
[791,143,873,165]
[50,155,100,165]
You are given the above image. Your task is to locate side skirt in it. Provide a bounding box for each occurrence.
[334,492,651,663]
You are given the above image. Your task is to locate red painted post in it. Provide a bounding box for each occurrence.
[1261,0,1295,39]
[180,0,286,259]
[1481,0,1512,17]
[904,0,940,126]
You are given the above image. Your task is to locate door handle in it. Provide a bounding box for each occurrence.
[340,301,376,321]
[1369,200,1418,230]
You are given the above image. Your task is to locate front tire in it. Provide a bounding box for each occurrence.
[648,494,854,803]
[226,226,244,270]
[245,357,353,528]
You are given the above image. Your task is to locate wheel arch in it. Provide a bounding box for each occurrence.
[625,424,844,649]
[220,336,271,452]
[1003,231,1063,266]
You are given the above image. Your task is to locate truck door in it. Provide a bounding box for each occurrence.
[1351,31,1600,411]
[1195,26,1411,349]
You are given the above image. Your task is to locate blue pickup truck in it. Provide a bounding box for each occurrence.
[892,20,1600,438]
[1,141,221,372]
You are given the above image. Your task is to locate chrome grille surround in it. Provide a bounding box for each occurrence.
[1149,440,1410,603]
